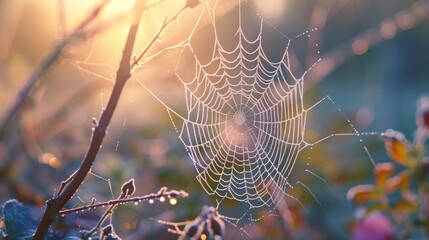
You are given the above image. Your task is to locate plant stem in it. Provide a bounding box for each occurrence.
[59,188,188,216]
[84,198,121,239]
[32,2,144,238]
[131,6,186,68]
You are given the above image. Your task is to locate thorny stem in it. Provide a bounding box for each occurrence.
[33,1,191,238]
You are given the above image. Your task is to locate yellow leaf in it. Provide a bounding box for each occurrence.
[347,184,379,205]
[386,170,410,193]
[374,162,395,191]
[382,129,410,166]
[393,200,418,212]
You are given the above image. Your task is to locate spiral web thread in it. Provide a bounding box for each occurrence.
[137,0,319,210]
[138,0,376,210]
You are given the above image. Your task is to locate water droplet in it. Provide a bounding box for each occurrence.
[134,201,139,206]
[149,199,154,204]
[169,198,177,205]
[160,196,165,202]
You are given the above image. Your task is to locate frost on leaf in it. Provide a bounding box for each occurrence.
[1,199,46,239]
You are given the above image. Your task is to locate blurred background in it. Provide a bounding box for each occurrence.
[0,0,428,239]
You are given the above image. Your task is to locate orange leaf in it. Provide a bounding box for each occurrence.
[393,200,418,212]
[374,162,395,191]
[386,170,410,193]
[382,129,410,166]
[347,184,379,205]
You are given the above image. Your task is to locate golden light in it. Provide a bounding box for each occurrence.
[53,0,192,64]
[169,198,177,205]
[222,121,249,147]
[352,39,369,55]
[201,234,207,240]
[49,157,61,168]
[253,0,286,21]
[396,13,415,30]
[124,221,137,230]
[39,153,61,168]
[380,20,397,39]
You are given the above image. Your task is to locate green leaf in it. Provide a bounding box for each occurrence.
[1,199,42,239]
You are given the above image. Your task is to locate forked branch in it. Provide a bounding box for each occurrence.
[32,0,141,235]
[32,1,198,238]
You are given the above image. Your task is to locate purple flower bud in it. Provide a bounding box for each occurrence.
[353,212,393,240]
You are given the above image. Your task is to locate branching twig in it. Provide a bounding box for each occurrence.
[59,187,188,216]
[83,178,136,239]
[131,6,188,68]
[32,1,143,238]
[33,1,198,238]
[160,206,225,239]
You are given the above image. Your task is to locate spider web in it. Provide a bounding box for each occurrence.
[62,1,382,236]
[139,0,333,210]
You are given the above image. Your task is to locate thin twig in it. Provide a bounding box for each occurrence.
[32,1,142,238]
[33,1,195,238]
[59,188,188,216]
[131,6,187,68]
[83,179,136,238]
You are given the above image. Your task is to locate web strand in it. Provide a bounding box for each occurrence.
[136,0,373,211]
[157,0,314,208]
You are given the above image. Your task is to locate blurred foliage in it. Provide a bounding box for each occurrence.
[348,96,429,239]
[0,0,429,239]
[0,199,47,239]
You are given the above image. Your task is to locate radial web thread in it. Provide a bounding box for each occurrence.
[141,0,322,209]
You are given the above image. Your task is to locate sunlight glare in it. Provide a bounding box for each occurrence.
[252,0,286,21]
